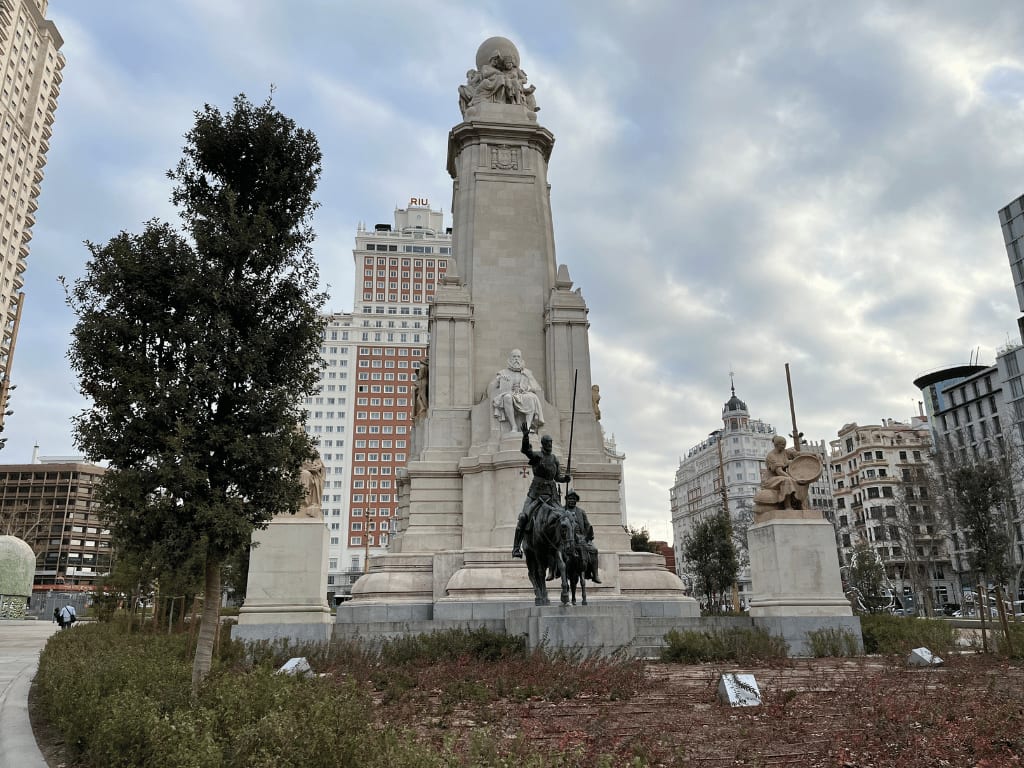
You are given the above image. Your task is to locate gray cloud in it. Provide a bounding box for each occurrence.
[10,1,1024,543]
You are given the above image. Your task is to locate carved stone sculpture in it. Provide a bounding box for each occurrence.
[591,384,601,421]
[298,452,325,518]
[457,36,540,117]
[412,357,429,420]
[752,435,822,520]
[490,348,544,435]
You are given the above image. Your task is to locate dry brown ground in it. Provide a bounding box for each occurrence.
[403,656,1024,767]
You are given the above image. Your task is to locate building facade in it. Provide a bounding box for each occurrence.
[669,385,832,603]
[0,1,64,431]
[999,193,1024,341]
[0,457,109,591]
[829,419,957,612]
[917,362,1024,596]
[307,202,452,598]
[305,312,356,597]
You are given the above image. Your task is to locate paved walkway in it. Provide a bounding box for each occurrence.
[0,620,58,768]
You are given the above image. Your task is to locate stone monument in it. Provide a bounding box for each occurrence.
[337,37,696,646]
[0,535,34,619]
[745,366,860,654]
[233,451,332,643]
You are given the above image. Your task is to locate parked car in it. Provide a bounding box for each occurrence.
[942,603,960,617]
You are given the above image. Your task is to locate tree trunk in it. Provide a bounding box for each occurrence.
[191,556,221,695]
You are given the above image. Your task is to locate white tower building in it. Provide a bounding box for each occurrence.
[306,202,452,598]
[0,1,64,431]
[670,383,776,602]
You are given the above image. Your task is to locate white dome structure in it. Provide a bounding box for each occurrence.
[0,535,34,619]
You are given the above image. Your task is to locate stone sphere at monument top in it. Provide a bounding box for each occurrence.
[476,36,519,69]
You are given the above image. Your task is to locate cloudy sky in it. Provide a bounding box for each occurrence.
[12,1,1024,540]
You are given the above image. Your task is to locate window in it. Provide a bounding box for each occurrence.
[1007,352,1021,376]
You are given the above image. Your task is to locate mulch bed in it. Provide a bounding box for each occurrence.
[401,656,1024,767]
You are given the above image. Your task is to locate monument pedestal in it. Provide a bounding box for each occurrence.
[233,516,332,644]
[506,604,636,655]
[747,517,860,655]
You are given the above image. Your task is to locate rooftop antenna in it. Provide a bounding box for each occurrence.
[729,367,736,396]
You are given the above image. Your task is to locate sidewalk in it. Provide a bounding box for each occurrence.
[0,620,58,768]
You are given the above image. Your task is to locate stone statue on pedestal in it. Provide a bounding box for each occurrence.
[753,435,822,519]
[457,36,540,117]
[298,452,325,518]
[412,357,429,420]
[490,348,544,435]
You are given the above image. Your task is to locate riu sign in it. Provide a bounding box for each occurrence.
[409,197,429,206]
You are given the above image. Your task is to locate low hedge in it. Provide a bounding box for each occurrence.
[859,614,956,655]
[33,624,453,767]
[34,623,638,767]
[661,626,788,663]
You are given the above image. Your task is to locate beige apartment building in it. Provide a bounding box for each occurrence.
[829,419,957,613]
[0,1,64,428]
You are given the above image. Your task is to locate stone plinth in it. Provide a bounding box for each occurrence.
[506,604,637,655]
[233,516,332,644]
[749,518,851,618]
[746,517,859,656]
[747,518,852,617]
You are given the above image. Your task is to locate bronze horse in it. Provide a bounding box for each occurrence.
[522,499,570,605]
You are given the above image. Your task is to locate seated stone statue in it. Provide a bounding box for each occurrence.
[458,69,481,117]
[456,39,540,116]
[490,348,544,435]
[756,435,812,510]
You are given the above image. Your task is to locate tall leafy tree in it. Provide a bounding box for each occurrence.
[949,461,1013,587]
[629,526,660,553]
[682,509,739,613]
[67,95,325,692]
[845,540,891,614]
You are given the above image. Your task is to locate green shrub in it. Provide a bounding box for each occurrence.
[660,627,788,663]
[33,622,451,768]
[378,626,527,665]
[34,623,649,767]
[89,592,120,622]
[860,614,956,655]
[994,622,1024,658]
[34,624,193,760]
[806,626,862,657]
